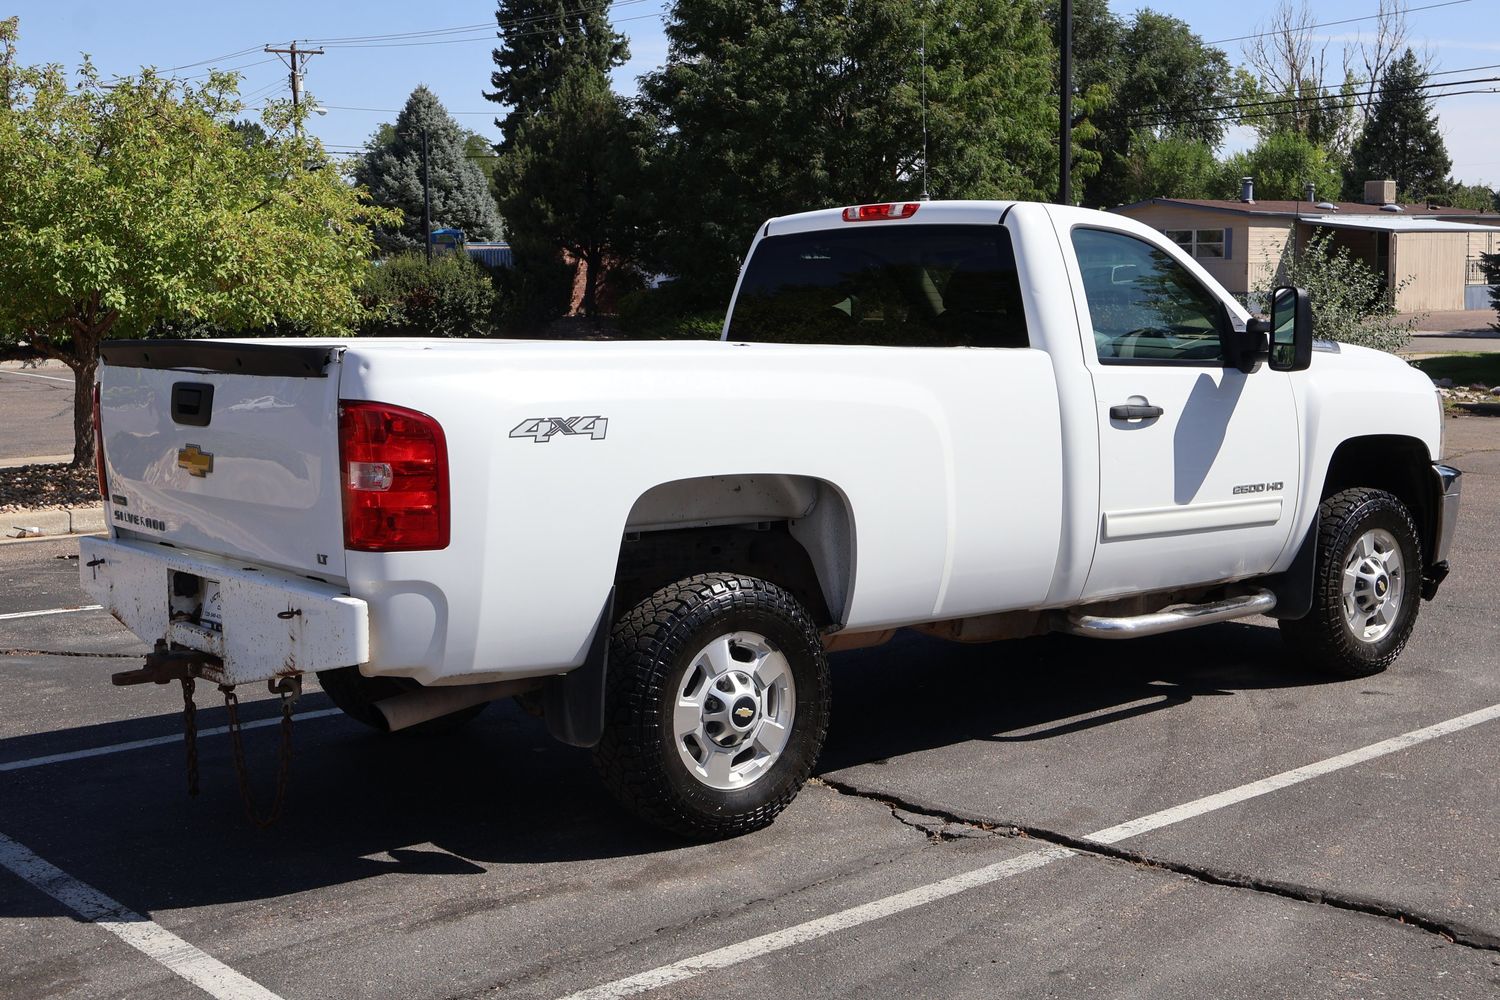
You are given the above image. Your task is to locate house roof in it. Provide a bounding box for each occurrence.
[1295,215,1500,234]
[1112,197,1500,222]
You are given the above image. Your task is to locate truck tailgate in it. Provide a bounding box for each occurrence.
[97,340,347,580]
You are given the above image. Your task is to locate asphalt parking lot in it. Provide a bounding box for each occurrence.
[2,416,1498,1000]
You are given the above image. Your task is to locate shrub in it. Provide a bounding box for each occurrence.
[617,284,725,340]
[361,252,498,337]
[1257,229,1417,353]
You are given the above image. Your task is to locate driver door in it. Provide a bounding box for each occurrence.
[1067,226,1301,601]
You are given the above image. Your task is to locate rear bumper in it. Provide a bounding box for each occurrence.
[1423,464,1462,600]
[79,536,368,685]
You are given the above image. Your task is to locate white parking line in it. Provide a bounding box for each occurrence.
[560,700,1500,1000]
[0,604,103,622]
[0,708,343,772]
[0,831,285,999]
[0,367,71,383]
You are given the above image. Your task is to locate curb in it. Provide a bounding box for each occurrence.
[2,506,107,544]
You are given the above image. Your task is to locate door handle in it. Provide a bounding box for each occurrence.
[1109,403,1165,421]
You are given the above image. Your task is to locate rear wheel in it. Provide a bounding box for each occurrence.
[1279,488,1422,678]
[316,666,486,736]
[594,573,831,840]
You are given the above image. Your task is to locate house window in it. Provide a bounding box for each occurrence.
[1164,228,1228,260]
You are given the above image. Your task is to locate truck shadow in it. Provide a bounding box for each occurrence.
[0,621,1343,918]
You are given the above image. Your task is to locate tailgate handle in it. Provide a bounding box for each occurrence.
[171,382,215,427]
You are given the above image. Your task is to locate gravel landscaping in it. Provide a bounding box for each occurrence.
[0,463,102,513]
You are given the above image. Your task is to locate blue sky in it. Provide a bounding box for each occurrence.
[11,0,1500,187]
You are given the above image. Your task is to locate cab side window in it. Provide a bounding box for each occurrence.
[1070,228,1226,364]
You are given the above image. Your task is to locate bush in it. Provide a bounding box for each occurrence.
[617,284,725,340]
[490,251,575,335]
[1257,229,1417,353]
[361,252,498,337]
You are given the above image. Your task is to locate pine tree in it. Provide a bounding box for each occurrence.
[495,62,643,318]
[485,0,628,152]
[1346,49,1452,201]
[641,0,1059,293]
[354,86,504,254]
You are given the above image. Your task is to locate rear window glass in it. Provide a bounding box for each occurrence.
[725,224,1028,348]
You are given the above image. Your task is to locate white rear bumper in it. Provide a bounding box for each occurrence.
[79,536,368,685]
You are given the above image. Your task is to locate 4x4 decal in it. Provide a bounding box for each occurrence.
[509,416,609,443]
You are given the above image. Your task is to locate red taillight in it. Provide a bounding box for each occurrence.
[841,202,920,222]
[338,400,449,552]
[92,382,108,499]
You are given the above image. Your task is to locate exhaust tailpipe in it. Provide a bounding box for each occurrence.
[373,679,537,732]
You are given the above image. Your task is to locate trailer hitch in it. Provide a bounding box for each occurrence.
[111,641,301,827]
[110,640,220,686]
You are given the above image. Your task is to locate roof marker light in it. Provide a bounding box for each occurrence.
[841,203,921,222]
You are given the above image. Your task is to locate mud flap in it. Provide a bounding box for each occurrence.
[545,588,614,748]
[1265,517,1318,621]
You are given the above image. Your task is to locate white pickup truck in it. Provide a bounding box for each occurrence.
[82,200,1461,839]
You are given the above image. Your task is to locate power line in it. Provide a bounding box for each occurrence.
[313,6,665,49]
[1117,79,1497,132]
[301,0,653,46]
[1205,0,1474,47]
[1118,65,1500,125]
[321,104,498,115]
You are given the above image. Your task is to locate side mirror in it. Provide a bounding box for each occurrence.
[1221,302,1267,375]
[1266,285,1312,372]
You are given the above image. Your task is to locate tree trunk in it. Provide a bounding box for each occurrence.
[69,356,98,468]
[581,249,600,320]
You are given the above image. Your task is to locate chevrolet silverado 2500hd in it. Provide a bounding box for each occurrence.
[82,200,1461,838]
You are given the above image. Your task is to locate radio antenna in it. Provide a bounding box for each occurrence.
[919,12,930,201]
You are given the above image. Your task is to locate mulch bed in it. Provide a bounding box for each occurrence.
[0,463,102,513]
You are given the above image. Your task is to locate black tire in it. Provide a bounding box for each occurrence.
[315,666,486,736]
[1279,488,1423,678]
[594,573,831,840]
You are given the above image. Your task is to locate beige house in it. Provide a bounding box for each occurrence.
[1111,180,1500,312]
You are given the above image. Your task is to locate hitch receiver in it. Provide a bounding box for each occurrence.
[112,640,223,686]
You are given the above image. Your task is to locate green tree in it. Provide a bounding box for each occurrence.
[496,63,643,319]
[484,0,628,152]
[361,252,498,337]
[355,86,504,253]
[1481,251,1500,331]
[1116,135,1222,202]
[0,24,395,464]
[1218,130,1343,202]
[1430,180,1496,213]
[1063,5,1232,206]
[1258,228,1416,352]
[643,0,1062,294]
[1346,49,1451,201]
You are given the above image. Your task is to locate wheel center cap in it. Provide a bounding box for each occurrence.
[1375,576,1388,598]
[730,696,758,730]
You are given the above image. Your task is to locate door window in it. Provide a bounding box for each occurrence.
[1071,228,1226,364]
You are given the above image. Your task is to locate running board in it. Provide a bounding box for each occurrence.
[1056,588,1277,639]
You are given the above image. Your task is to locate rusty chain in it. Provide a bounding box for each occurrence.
[180,676,199,797]
[220,678,298,829]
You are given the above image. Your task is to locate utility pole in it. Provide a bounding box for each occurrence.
[421,127,432,265]
[263,40,324,136]
[397,125,435,263]
[1058,0,1072,206]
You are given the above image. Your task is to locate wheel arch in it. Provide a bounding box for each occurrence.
[1318,434,1439,565]
[616,474,856,629]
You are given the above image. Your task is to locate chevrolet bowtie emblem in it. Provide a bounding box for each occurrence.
[734,707,754,720]
[177,444,214,478]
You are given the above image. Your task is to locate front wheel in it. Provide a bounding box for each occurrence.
[593,573,831,840]
[1279,488,1423,677]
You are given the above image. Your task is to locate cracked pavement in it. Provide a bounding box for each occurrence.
[2,415,1499,999]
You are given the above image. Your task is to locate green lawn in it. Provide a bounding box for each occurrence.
[1409,353,1500,387]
